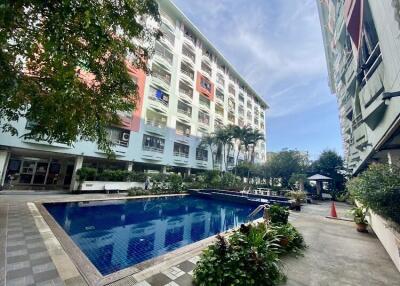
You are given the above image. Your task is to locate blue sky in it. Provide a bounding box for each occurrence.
[172,0,342,159]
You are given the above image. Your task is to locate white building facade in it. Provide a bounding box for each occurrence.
[317,0,400,174]
[0,0,268,190]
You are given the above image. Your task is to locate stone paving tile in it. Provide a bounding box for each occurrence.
[1,203,64,286]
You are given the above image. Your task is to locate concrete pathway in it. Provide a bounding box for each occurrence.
[0,193,399,286]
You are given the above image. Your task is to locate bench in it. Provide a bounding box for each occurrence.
[104,184,120,194]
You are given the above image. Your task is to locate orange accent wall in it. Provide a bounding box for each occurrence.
[126,63,146,132]
[196,72,214,101]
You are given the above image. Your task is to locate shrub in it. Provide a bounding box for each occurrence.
[347,163,400,226]
[76,167,97,181]
[168,173,184,193]
[96,169,130,181]
[127,172,146,182]
[265,223,306,255]
[269,205,289,225]
[220,172,242,189]
[193,223,285,286]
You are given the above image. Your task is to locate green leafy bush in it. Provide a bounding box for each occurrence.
[76,167,97,181]
[194,223,285,286]
[349,206,368,225]
[96,169,130,181]
[168,173,184,193]
[265,223,306,255]
[269,205,289,225]
[220,172,242,189]
[347,163,400,226]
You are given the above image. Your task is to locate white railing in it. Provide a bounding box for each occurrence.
[179,88,193,98]
[176,129,190,136]
[145,119,166,128]
[174,151,189,158]
[149,95,169,107]
[178,108,192,117]
[142,146,164,153]
[152,70,171,85]
[113,139,128,147]
[181,68,194,80]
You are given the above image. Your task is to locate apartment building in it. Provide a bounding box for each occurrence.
[317,0,400,174]
[0,0,268,190]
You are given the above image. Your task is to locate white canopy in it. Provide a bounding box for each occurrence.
[307,174,332,181]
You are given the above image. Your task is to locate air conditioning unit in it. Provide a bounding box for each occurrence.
[121,132,130,142]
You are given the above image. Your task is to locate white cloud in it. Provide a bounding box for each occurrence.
[172,0,332,118]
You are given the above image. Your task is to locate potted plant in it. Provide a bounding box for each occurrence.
[289,191,306,211]
[350,206,368,232]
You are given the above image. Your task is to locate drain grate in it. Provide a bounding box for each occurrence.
[106,276,137,286]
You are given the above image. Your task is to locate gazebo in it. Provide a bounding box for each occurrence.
[307,174,332,198]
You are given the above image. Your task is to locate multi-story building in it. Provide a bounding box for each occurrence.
[317,0,400,174]
[0,0,268,190]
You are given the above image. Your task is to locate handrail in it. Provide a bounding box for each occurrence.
[143,146,164,153]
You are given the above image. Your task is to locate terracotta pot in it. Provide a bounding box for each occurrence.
[280,237,289,247]
[356,223,368,233]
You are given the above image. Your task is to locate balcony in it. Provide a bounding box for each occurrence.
[217,74,225,86]
[148,87,169,111]
[177,101,192,118]
[199,96,210,110]
[182,45,195,64]
[154,42,173,67]
[228,112,235,123]
[152,66,171,89]
[173,151,189,158]
[201,61,212,77]
[160,24,175,48]
[184,30,196,47]
[180,63,194,83]
[179,82,193,101]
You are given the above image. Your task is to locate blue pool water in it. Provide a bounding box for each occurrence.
[44,195,258,275]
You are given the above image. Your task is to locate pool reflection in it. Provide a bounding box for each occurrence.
[45,195,257,275]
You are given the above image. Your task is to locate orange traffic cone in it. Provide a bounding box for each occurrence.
[330,201,338,218]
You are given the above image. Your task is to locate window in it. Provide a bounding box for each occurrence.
[152,65,171,85]
[200,76,212,93]
[155,42,173,64]
[149,86,169,106]
[160,23,175,46]
[179,81,193,98]
[177,100,192,117]
[176,121,191,136]
[217,73,225,85]
[228,112,235,123]
[228,84,235,95]
[142,135,165,152]
[239,93,244,103]
[174,142,189,158]
[198,111,210,125]
[201,61,212,76]
[199,95,210,109]
[196,148,208,161]
[107,127,130,147]
[184,28,196,44]
[182,45,195,62]
[214,118,223,130]
[216,89,224,101]
[145,109,167,128]
[238,105,244,115]
[181,62,194,80]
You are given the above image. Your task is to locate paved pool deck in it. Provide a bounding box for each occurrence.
[0,192,399,286]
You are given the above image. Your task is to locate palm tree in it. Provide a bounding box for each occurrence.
[248,129,265,164]
[214,127,231,171]
[200,134,216,169]
[232,125,251,172]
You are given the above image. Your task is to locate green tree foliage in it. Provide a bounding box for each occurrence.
[0,0,160,152]
[312,150,345,192]
[347,163,400,226]
[266,149,310,188]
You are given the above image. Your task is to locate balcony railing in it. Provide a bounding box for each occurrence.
[143,146,164,153]
[149,95,169,107]
[145,119,166,128]
[177,108,192,117]
[182,47,195,63]
[174,151,189,158]
[179,88,193,98]
[196,155,208,161]
[112,139,128,147]
[152,69,171,85]
[155,48,173,65]
[181,67,194,80]
[176,128,190,136]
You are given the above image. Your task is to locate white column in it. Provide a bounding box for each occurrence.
[0,150,10,187]
[387,151,393,165]
[70,156,84,191]
[161,166,167,174]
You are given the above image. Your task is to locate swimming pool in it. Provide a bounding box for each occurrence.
[44,195,259,276]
